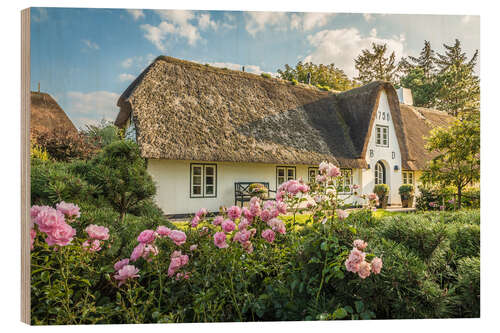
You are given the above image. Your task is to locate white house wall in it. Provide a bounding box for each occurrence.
[364,90,403,205]
[147,160,362,215]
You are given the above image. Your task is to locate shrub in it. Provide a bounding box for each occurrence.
[452,257,480,317]
[85,140,157,223]
[447,223,480,260]
[261,73,271,79]
[373,184,389,197]
[398,184,414,198]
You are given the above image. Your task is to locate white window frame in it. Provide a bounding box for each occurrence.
[337,168,353,194]
[276,166,296,186]
[190,163,217,198]
[375,125,389,147]
[402,171,414,185]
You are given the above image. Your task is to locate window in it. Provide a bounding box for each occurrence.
[308,167,319,183]
[276,166,296,186]
[190,163,217,198]
[375,161,386,184]
[375,125,389,147]
[402,171,414,185]
[337,169,353,194]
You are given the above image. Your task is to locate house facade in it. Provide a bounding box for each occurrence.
[115,56,453,215]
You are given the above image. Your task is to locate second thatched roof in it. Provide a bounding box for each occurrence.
[115,56,453,170]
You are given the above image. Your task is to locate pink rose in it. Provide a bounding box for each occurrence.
[82,239,102,252]
[357,261,371,279]
[130,243,145,262]
[368,193,378,201]
[56,201,81,219]
[277,201,287,214]
[222,219,236,233]
[227,206,242,221]
[348,247,366,264]
[352,184,360,190]
[190,244,198,251]
[142,244,159,261]
[30,205,44,220]
[371,257,383,274]
[260,210,272,222]
[137,229,156,244]
[168,251,189,276]
[336,209,349,220]
[190,215,200,228]
[345,259,360,273]
[268,218,286,234]
[114,265,140,286]
[233,229,252,244]
[30,229,36,250]
[242,207,253,220]
[319,161,330,173]
[85,224,110,241]
[35,207,65,233]
[45,223,76,246]
[114,258,130,271]
[327,165,341,178]
[242,241,254,253]
[156,226,171,237]
[196,208,207,218]
[261,229,276,243]
[238,217,250,230]
[168,230,187,246]
[353,239,368,251]
[212,215,224,226]
[316,174,327,183]
[214,232,228,248]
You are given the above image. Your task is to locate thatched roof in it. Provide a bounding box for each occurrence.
[399,104,455,170]
[115,56,452,170]
[31,91,78,135]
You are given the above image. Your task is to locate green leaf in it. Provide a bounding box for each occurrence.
[355,301,364,313]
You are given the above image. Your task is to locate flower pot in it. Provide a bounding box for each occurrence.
[401,195,414,208]
[377,195,388,209]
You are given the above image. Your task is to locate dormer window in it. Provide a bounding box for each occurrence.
[375,125,389,147]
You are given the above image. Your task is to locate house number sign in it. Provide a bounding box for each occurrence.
[377,111,390,122]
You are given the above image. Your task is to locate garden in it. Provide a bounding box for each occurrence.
[29,124,480,324]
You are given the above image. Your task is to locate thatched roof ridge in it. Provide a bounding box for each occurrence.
[115,56,453,170]
[31,91,78,135]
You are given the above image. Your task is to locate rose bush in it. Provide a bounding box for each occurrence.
[30,160,479,324]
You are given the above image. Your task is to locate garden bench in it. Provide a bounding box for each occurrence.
[234,182,276,207]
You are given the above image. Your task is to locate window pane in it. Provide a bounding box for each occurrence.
[193,166,202,175]
[193,185,201,195]
[193,176,202,185]
[287,168,295,179]
[205,185,214,195]
[205,166,214,176]
[206,176,214,185]
[278,168,284,177]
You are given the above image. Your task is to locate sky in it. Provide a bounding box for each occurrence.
[30,7,480,128]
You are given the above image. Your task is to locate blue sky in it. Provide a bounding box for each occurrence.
[30,7,479,128]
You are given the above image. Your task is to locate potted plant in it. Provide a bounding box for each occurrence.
[248,183,268,199]
[373,184,389,208]
[398,184,414,208]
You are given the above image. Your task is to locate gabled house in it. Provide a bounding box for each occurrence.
[31,91,78,136]
[115,56,454,215]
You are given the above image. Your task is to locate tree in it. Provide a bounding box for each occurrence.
[421,113,480,209]
[399,67,438,108]
[277,61,357,91]
[354,43,398,85]
[436,39,478,73]
[88,140,156,223]
[407,40,437,79]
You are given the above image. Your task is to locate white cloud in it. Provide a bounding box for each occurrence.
[244,12,288,36]
[82,39,100,50]
[221,13,237,30]
[126,9,145,21]
[304,28,406,78]
[141,10,203,50]
[118,73,135,82]
[66,91,120,128]
[301,13,336,31]
[198,13,218,31]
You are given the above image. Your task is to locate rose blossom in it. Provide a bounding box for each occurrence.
[114,265,140,286]
[227,206,242,221]
[190,215,200,228]
[168,230,187,246]
[190,244,198,251]
[82,239,102,252]
[114,258,130,271]
[221,219,236,233]
[196,208,207,218]
[268,218,286,234]
[345,259,360,273]
[261,229,276,243]
[85,224,110,241]
[30,205,44,220]
[212,215,224,226]
[213,232,228,248]
[242,207,253,220]
[168,251,189,277]
[156,226,171,237]
[238,217,250,230]
[336,209,349,220]
[130,243,145,261]
[260,209,272,222]
[45,223,76,246]
[368,193,378,201]
[358,261,371,279]
[142,244,159,261]
[242,241,254,253]
[327,165,341,178]
[348,247,366,264]
[319,161,330,173]
[353,239,368,250]
[233,229,252,244]
[371,257,383,274]
[35,207,65,233]
[56,201,81,219]
[30,229,36,250]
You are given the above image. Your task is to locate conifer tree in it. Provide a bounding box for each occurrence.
[408,40,436,78]
[354,43,398,85]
